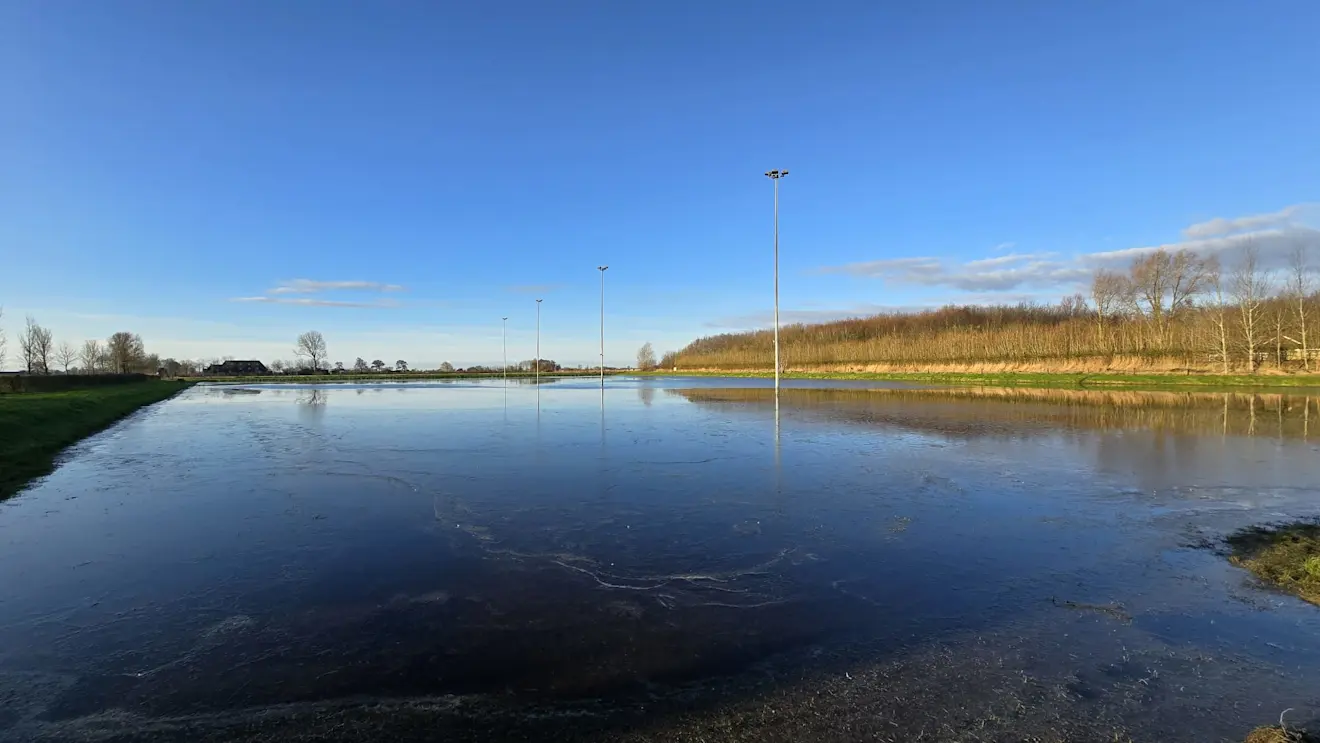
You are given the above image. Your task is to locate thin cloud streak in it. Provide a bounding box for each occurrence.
[229,296,401,308]
[268,279,405,295]
[707,304,923,329]
[505,284,562,295]
[818,254,1090,292]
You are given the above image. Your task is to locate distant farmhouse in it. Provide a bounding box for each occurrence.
[204,360,270,376]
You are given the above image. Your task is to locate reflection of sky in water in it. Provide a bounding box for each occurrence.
[1,379,1318,740]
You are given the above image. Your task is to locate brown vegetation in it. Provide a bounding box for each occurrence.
[1244,724,1315,742]
[671,246,1320,374]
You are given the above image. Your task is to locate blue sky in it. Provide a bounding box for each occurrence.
[1,1,1317,369]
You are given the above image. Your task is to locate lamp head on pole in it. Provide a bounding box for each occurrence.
[536,298,543,304]
[764,169,789,179]
[598,265,608,272]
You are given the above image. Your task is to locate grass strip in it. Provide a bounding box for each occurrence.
[0,381,191,500]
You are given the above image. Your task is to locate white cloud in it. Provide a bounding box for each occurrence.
[268,279,405,295]
[229,297,401,308]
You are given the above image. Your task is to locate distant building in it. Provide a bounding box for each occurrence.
[204,360,270,376]
[1287,349,1320,362]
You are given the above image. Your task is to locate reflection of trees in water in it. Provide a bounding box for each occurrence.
[297,389,326,422]
[673,387,1318,441]
[638,386,655,406]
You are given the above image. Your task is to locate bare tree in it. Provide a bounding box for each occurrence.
[19,316,53,373]
[353,357,369,372]
[438,361,455,373]
[80,340,102,373]
[637,342,657,371]
[34,322,53,373]
[270,359,286,373]
[106,332,146,373]
[54,341,78,373]
[1287,243,1312,370]
[1230,244,1272,373]
[1090,270,1128,351]
[1128,248,1213,349]
[1206,259,1231,373]
[295,331,327,370]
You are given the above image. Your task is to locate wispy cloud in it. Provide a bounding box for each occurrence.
[963,252,1054,270]
[818,253,1090,292]
[505,284,562,295]
[1182,205,1307,240]
[705,304,898,329]
[229,296,400,308]
[227,278,408,308]
[268,279,405,295]
[1085,226,1320,269]
[705,295,1046,330]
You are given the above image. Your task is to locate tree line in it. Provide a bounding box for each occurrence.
[0,311,163,375]
[669,243,1318,373]
[205,331,566,376]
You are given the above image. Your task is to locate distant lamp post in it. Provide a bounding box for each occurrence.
[598,265,608,387]
[535,298,543,385]
[764,169,788,399]
[502,316,508,386]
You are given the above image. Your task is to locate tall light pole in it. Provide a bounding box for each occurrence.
[597,266,608,388]
[535,298,543,386]
[501,317,508,386]
[765,169,788,399]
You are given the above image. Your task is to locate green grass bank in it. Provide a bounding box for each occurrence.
[641,369,1320,391]
[0,380,192,500]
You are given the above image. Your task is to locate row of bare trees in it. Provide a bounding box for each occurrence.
[672,244,1317,373]
[0,313,158,375]
[1090,243,1313,372]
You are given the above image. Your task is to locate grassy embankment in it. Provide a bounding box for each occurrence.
[640,368,1320,390]
[0,380,191,500]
